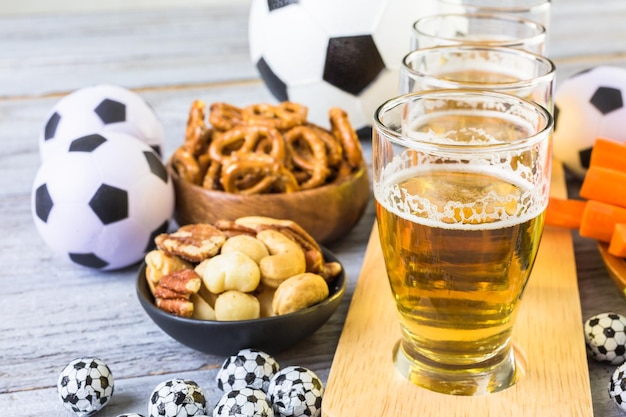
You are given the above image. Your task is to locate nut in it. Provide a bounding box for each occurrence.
[155,223,226,262]
[220,234,270,265]
[153,269,202,318]
[272,273,329,315]
[144,249,192,294]
[256,229,306,288]
[191,293,216,320]
[214,290,260,321]
[195,251,261,294]
[155,298,194,318]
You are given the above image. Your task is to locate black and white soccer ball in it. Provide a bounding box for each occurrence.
[584,312,626,365]
[267,366,324,417]
[39,84,164,162]
[216,349,280,393]
[31,132,174,270]
[610,362,626,412]
[248,0,435,135]
[148,378,207,417]
[553,66,626,178]
[115,414,146,417]
[57,357,114,417]
[213,387,274,417]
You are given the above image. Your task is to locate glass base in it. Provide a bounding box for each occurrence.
[393,340,526,396]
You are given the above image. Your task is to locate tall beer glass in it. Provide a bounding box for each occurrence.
[373,90,553,395]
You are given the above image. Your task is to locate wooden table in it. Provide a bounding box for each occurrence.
[2,1,626,416]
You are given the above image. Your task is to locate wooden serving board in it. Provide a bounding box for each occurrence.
[323,163,594,417]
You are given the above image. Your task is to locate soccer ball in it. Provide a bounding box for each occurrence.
[57,357,114,417]
[248,0,435,136]
[584,312,626,365]
[610,362,626,412]
[39,84,164,162]
[267,366,324,417]
[148,378,207,417]
[553,66,626,178]
[216,349,280,393]
[213,387,273,417]
[31,132,174,271]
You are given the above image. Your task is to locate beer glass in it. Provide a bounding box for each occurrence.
[400,45,555,112]
[373,90,553,395]
[411,13,547,54]
[436,0,551,30]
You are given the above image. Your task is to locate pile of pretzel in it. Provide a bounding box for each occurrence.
[170,100,364,194]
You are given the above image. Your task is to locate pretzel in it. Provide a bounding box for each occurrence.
[305,123,344,167]
[209,125,286,164]
[221,154,299,194]
[284,126,330,190]
[329,107,363,168]
[242,102,307,130]
[184,99,211,155]
[209,102,244,131]
[171,146,202,184]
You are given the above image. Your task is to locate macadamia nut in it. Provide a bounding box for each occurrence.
[215,290,260,321]
[195,252,260,294]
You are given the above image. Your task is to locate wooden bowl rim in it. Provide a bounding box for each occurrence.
[598,242,626,295]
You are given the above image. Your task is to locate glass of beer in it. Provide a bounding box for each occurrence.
[372,89,553,395]
[411,13,547,55]
[400,45,555,113]
[436,0,551,30]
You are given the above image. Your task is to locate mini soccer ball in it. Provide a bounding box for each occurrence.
[39,84,164,161]
[553,66,626,178]
[32,132,174,270]
[584,312,626,365]
[213,387,273,417]
[610,362,626,412]
[148,378,207,417]
[267,366,324,417]
[57,357,114,417]
[216,349,280,393]
[248,0,435,136]
[116,414,145,417]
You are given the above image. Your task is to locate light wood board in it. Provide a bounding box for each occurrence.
[323,163,594,417]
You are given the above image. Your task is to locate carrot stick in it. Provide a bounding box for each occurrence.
[545,197,586,229]
[580,200,626,242]
[589,137,626,173]
[608,223,626,258]
[580,166,626,208]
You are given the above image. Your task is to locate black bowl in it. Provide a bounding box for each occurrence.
[136,248,346,356]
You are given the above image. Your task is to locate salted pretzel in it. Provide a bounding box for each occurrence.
[171,146,203,185]
[221,154,299,194]
[209,102,244,131]
[242,102,308,130]
[284,126,330,190]
[184,99,211,155]
[209,124,286,164]
[304,123,344,168]
[329,107,363,168]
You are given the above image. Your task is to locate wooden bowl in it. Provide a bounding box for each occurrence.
[167,160,370,244]
[599,242,626,297]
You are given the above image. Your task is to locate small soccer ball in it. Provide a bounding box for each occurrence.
[610,362,626,412]
[31,132,174,270]
[216,349,280,393]
[267,366,324,417]
[248,0,435,135]
[39,84,164,161]
[116,414,145,417]
[584,312,626,365]
[553,66,626,178]
[57,357,114,417]
[148,378,207,417]
[213,387,273,417]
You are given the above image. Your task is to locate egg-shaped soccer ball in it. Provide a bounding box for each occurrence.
[553,66,626,178]
[39,84,165,162]
[248,0,435,136]
[32,132,174,271]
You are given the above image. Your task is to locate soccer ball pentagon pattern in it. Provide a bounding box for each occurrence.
[610,362,626,412]
[39,84,164,162]
[248,0,435,136]
[553,66,626,178]
[57,357,114,417]
[584,312,626,365]
[213,387,274,417]
[148,378,207,417]
[216,349,280,393]
[31,132,174,270]
[267,366,324,417]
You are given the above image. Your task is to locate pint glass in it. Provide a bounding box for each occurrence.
[372,90,553,395]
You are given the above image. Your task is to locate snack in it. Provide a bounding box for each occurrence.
[213,387,273,417]
[57,357,114,417]
[216,348,280,393]
[170,100,363,194]
[267,366,324,417]
[148,379,207,417]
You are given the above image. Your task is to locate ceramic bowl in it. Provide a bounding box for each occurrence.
[167,160,370,244]
[136,247,346,356]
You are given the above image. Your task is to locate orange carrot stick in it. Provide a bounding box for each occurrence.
[545,197,586,229]
[580,166,626,208]
[580,200,626,242]
[589,137,626,173]
[608,223,626,258]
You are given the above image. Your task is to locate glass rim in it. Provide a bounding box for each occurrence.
[401,45,556,90]
[412,13,546,47]
[373,89,554,153]
[436,0,551,14]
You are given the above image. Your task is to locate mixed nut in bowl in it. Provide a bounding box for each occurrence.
[168,100,370,244]
[136,216,346,356]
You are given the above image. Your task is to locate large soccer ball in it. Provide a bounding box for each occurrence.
[553,66,626,178]
[39,84,165,161]
[248,0,435,136]
[32,132,174,271]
